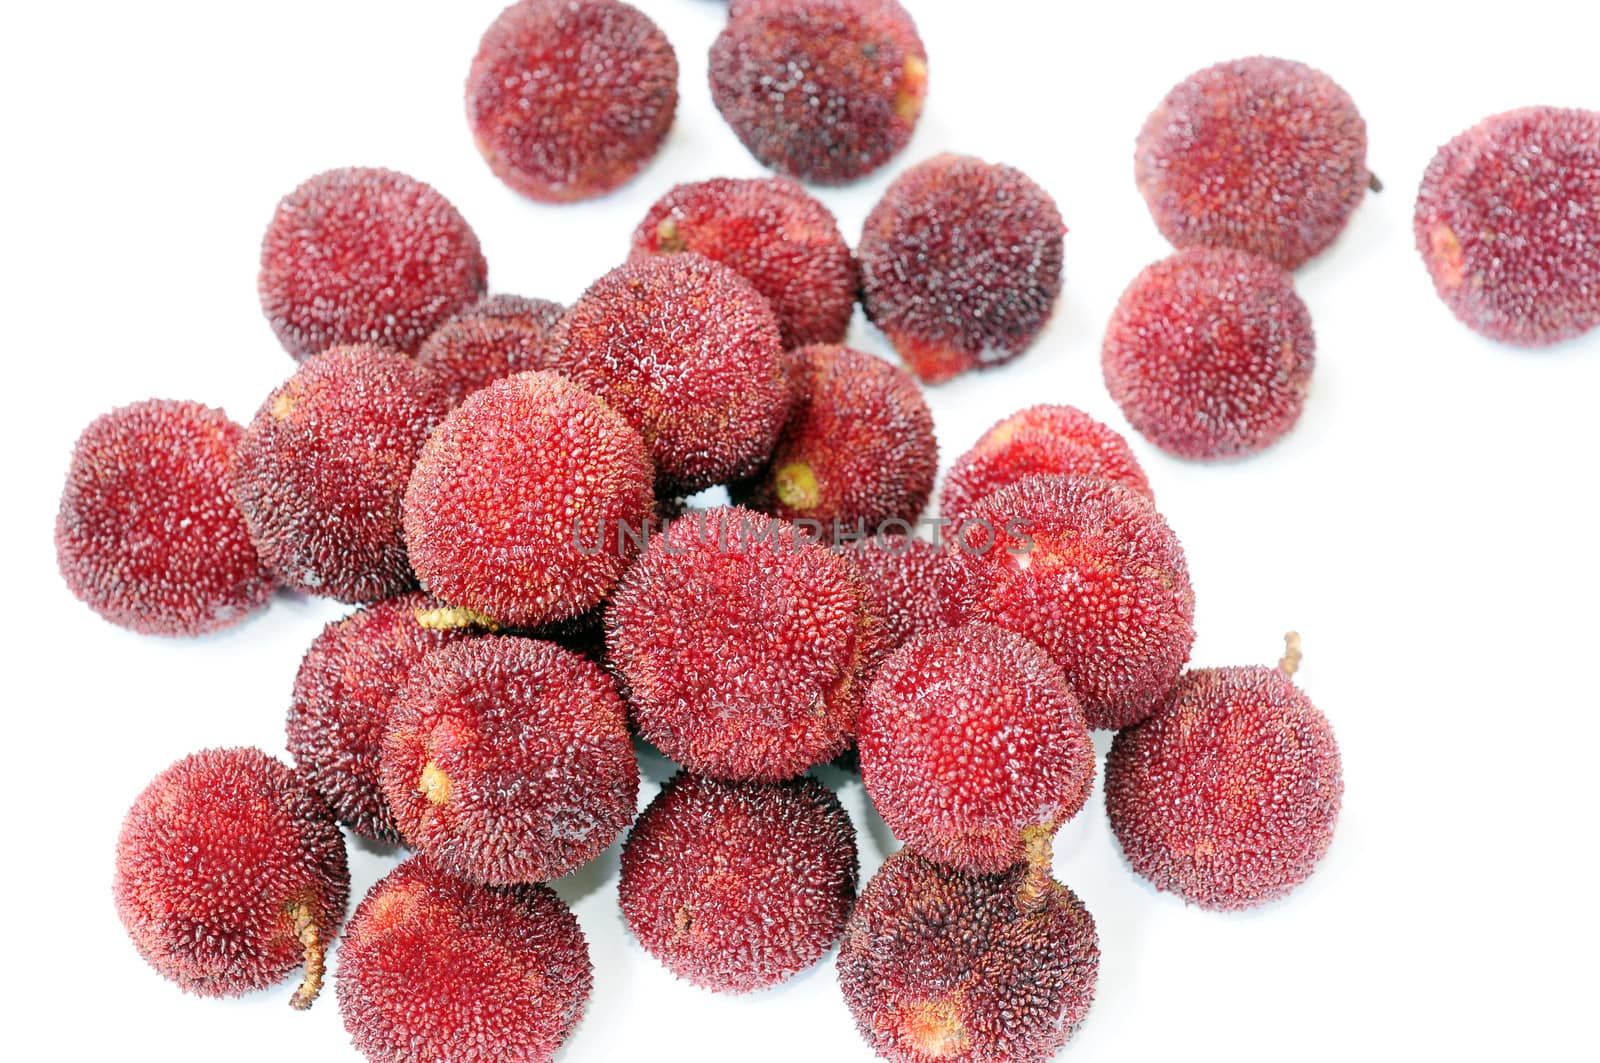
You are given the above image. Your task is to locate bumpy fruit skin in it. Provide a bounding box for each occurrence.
[232,346,452,602]
[543,254,790,495]
[286,593,484,844]
[466,0,678,203]
[56,400,273,636]
[258,167,488,360]
[1135,56,1370,269]
[618,773,859,993]
[1106,665,1343,910]
[401,370,655,629]
[940,404,1152,527]
[1414,107,1600,346]
[337,855,591,1063]
[837,850,1099,1063]
[731,345,936,529]
[114,748,349,1005]
[606,507,885,782]
[381,636,639,885]
[709,0,927,185]
[1103,248,1315,460]
[938,476,1195,731]
[839,535,944,659]
[859,624,1095,873]
[415,294,565,406]
[860,154,1065,384]
[630,177,857,349]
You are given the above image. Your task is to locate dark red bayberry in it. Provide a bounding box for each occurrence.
[619,773,858,993]
[467,0,678,202]
[381,636,639,885]
[114,747,349,1008]
[1106,635,1344,910]
[56,400,273,636]
[258,167,487,359]
[337,855,591,1061]
[709,0,927,184]
[1136,56,1371,269]
[1415,107,1600,346]
[860,154,1065,384]
[232,345,452,602]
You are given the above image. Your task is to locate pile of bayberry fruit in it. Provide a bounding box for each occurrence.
[55,2,1597,1061]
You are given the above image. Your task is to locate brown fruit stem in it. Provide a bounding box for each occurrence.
[1368,172,1384,194]
[1015,826,1055,913]
[287,903,325,1010]
[1278,631,1303,678]
[414,605,499,633]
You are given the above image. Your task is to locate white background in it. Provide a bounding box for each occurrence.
[2,1,1596,1059]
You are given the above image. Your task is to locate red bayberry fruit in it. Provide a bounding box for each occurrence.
[618,773,858,993]
[730,344,936,529]
[1415,107,1600,347]
[466,0,678,203]
[938,476,1195,731]
[1106,634,1343,910]
[1103,248,1315,460]
[1135,56,1372,269]
[56,399,273,636]
[859,624,1095,875]
[709,0,928,184]
[337,855,591,1062]
[606,507,884,782]
[380,636,639,885]
[258,167,487,360]
[401,370,655,629]
[630,176,858,349]
[543,254,790,495]
[232,345,452,603]
[839,534,944,658]
[286,592,487,844]
[415,294,565,406]
[837,850,1099,1063]
[939,404,1152,528]
[859,154,1065,384]
[113,747,349,1008]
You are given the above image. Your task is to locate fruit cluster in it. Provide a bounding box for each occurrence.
[58,2,1597,1061]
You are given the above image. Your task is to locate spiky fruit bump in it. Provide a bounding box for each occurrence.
[1103,248,1315,460]
[859,624,1095,874]
[619,773,858,993]
[839,534,944,659]
[1414,107,1600,346]
[258,167,487,360]
[401,370,655,629]
[337,855,591,1062]
[232,345,451,603]
[731,345,936,529]
[1135,56,1370,269]
[381,636,638,885]
[837,851,1099,1063]
[938,476,1195,731]
[56,399,273,636]
[415,294,565,406]
[466,0,678,203]
[630,176,858,348]
[940,404,1152,527]
[286,593,485,843]
[543,254,790,495]
[1106,659,1343,910]
[114,747,349,1007]
[709,0,927,185]
[606,507,884,782]
[860,154,1065,384]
